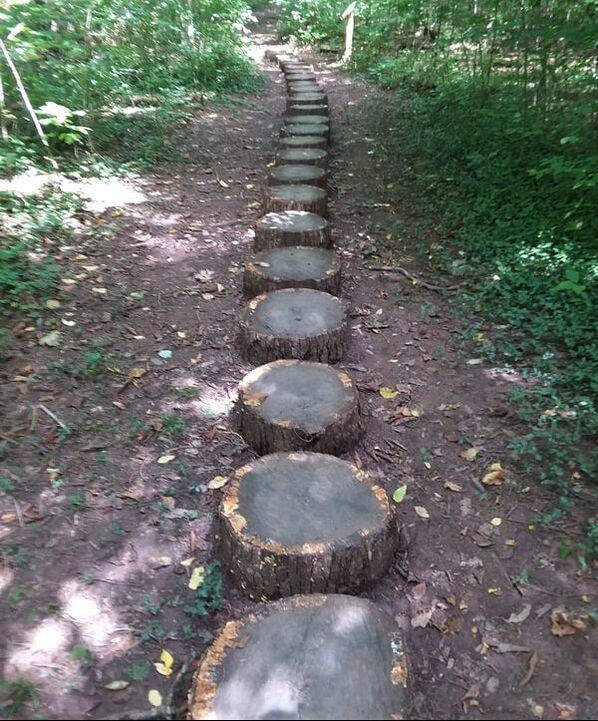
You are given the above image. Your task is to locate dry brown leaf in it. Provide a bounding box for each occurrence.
[520,651,538,687]
[460,447,480,461]
[444,480,463,493]
[482,462,506,486]
[550,608,586,636]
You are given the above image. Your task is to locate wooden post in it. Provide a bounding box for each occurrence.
[341,2,357,64]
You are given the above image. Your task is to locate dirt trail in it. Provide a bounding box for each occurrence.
[0,6,595,720]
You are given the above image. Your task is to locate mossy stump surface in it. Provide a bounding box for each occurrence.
[219,453,398,599]
[244,246,341,297]
[254,210,330,251]
[283,124,329,140]
[268,163,327,188]
[239,288,349,365]
[264,184,328,216]
[287,103,329,116]
[276,147,328,168]
[188,594,411,720]
[278,134,327,150]
[237,359,361,454]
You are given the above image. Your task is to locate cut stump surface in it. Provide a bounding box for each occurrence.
[254,210,330,251]
[244,246,341,296]
[188,594,410,720]
[219,453,398,598]
[268,163,327,188]
[278,134,327,149]
[264,184,328,216]
[276,147,328,167]
[239,288,349,364]
[237,359,361,455]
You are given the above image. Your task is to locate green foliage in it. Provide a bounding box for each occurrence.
[0,678,38,716]
[184,562,223,617]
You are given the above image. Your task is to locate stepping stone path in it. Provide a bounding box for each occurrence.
[188,595,410,720]
[189,51,411,719]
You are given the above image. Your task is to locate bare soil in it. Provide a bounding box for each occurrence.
[0,7,596,720]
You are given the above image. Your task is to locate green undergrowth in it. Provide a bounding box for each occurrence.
[279,0,598,557]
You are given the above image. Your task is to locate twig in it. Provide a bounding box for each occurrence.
[0,432,18,445]
[12,498,24,528]
[38,403,69,433]
[365,265,465,291]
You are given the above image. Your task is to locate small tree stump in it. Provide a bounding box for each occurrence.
[288,92,328,107]
[285,73,316,83]
[244,246,341,297]
[268,163,327,188]
[265,184,328,216]
[254,210,330,251]
[283,124,329,140]
[276,147,328,167]
[285,114,329,127]
[287,103,329,116]
[188,594,411,720]
[238,360,361,454]
[219,452,398,598]
[278,134,328,149]
[239,288,349,364]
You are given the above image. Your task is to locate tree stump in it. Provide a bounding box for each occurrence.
[264,184,328,217]
[219,453,398,599]
[244,246,341,297]
[268,163,327,188]
[276,147,328,167]
[284,115,329,128]
[188,594,411,720]
[278,134,327,150]
[254,210,330,251]
[238,288,349,364]
[287,93,328,107]
[287,103,329,116]
[283,124,329,140]
[285,73,316,83]
[238,360,361,454]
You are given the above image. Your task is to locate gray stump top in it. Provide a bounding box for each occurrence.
[285,115,330,125]
[266,184,327,203]
[285,124,328,136]
[256,209,327,234]
[239,359,357,433]
[248,246,337,283]
[224,452,391,549]
[279,135,328,147]
[189,594,410,720]
[269,164,326,184]
[245,288,346,338]
[277,147,328,164]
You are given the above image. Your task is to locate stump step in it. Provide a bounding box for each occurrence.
[276,147,328,167]
[287,104,329,116]
[244,246,341,296]
[254,210,330,251]
[188,594,410,720]
[238,359,361,454]
[269,163,327,188]
[283,124,329,138]
[264,184,328,216]
[285,114,329,125]
[220,453,398,598]
[239,288,349,364]
[279,134,328,149]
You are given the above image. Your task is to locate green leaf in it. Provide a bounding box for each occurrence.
[392,484,407,504]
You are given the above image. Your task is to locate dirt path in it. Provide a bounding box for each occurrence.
[1,6,596,720]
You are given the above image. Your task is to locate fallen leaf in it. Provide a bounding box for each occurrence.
[161,496,176,510]
[460,447,480,461]
[208,475,228,490]
[113,401,126,410]
[379,387,399,399]
[411,609,433,628]
[392,485,407,504]
[444,481,463,492]
[155,648,174,676]
[148,689,162,707]
[128,367,147,379]
[414,506,430,520]
[180,557,194,567]
[520,651,539,687]
[219,179,230,188]
[189,566,205,591]
[202,293,215,301]
[508,604,532,624]
[39,330,62,347]
[149,556,172,568]
[105,680,129,691]
[112,209,124,217]
[45,299,61,309]
[157,454,175,464]
[482,462,506,486]
[550,608,586,636]
[158,349,172,359]
[91,287,107,295]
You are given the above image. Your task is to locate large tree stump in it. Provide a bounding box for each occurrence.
[238,288,349,364]
[285,114,329,126]
[268,163,327,188]
[219,453,398,598]
[254,210,330,251]
[287,103,329,116]
[276,147,328,167]
[238,359,361,454]
[279,134,327,150]
[282,124,329,140]
[287,92,328,107]
[244,246,341,297]
[188,594,411,720]
[264,184,328,216]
